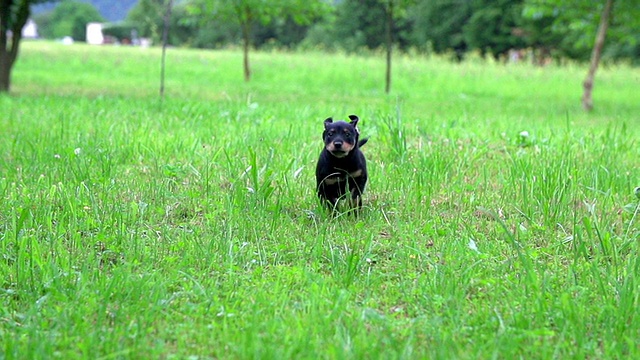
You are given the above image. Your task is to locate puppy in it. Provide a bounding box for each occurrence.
[316,115,368,211]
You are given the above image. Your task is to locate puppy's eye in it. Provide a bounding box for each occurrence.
[328,131,335,136]
[344,132,351,138]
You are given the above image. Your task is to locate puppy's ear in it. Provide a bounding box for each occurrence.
[324,117,333,129]
[348,115,360,133]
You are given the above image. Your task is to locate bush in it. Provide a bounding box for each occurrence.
[102,22,138,42]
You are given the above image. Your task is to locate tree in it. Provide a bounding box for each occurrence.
[187,0,329,82]
[124,0,235,47]
[252,15,312,48]
[380,0,415,93]
[1,0,57,92]
[37,0,104,41]
[513,8,562,65]
[126,0,166,43]
[331,0,387,51]
[409,0,472,59]
[320,0,411,92]
[160,0,172,98]
[462,0,526,59]
[582,0,613,111]
[523,0,638,111]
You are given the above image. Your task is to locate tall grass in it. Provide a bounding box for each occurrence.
[1,40,638,359]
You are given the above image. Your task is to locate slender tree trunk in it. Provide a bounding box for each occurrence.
[241,20,251,82]
[384,0,393,94]
[582,0,614,111]
[0,0,30,93]
[0,0,11,92]
[160,0,173,98]
[0,48,10,92]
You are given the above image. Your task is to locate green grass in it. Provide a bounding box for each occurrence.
[1,40,639,359]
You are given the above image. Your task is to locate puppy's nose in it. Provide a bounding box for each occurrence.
[334,141,343,148]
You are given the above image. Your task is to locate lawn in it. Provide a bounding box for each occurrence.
[1,40,639,359]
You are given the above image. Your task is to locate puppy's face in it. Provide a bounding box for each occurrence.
[323,115,360,158]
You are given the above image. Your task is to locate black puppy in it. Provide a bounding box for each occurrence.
[316,115,368,211]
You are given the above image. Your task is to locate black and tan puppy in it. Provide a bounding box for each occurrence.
[316,115,368,211]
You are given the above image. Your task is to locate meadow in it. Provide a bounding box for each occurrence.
[1,41,639,359]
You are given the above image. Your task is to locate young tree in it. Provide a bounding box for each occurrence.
[160,0,172,98]
[126,0,167,43]
[380,0,414,93]
[581,0,613,111]
[326,0,412,93]
[188,0,329,82]
[523,0,636,111]
[1,0,56,92]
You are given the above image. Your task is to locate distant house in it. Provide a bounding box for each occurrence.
[86,22,104,45]
[22,19,38,38]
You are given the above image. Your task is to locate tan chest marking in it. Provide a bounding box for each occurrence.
[323,169,363,186]
[349,169,363,178]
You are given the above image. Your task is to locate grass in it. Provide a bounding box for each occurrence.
[1,40,639,359]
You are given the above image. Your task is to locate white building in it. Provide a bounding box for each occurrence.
[86,22,104,45]
[22,19,38,38]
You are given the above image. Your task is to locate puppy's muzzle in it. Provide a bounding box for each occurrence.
[327,141,352,158]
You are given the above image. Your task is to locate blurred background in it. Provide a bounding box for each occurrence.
[27,0,638,65]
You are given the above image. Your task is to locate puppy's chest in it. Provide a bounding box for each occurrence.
[323,168,364,185]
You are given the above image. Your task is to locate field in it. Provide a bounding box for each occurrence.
[1,41,639,359]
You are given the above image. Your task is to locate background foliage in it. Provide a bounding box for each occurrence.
[30,0,640,63]
[34,0,104,41]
